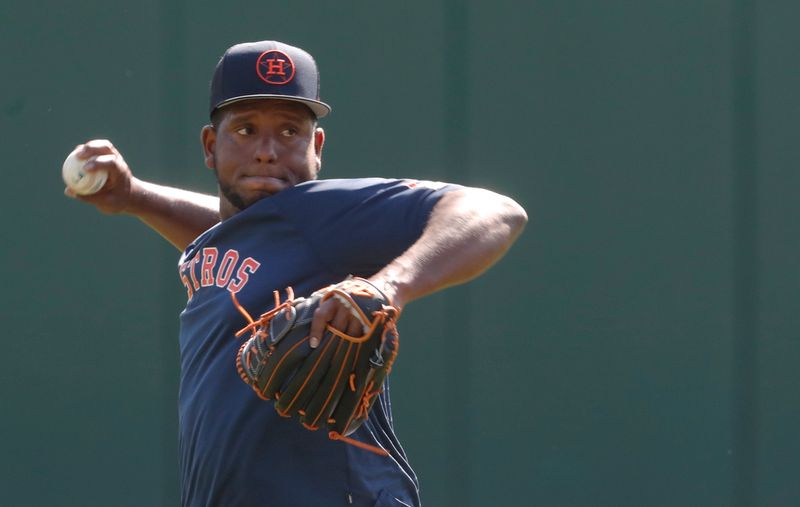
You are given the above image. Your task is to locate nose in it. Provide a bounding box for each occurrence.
[254,134,278,164]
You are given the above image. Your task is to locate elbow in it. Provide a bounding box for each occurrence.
[499,195,528,238]
[445,187,529,238]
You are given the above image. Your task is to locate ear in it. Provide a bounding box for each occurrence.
[313,127,325,173]
[201,125,217,169]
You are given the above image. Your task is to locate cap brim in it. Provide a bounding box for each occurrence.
[213,94,331,118]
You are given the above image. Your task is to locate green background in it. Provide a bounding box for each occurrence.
[1,1,797,506]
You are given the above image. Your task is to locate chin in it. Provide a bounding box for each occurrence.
[242,189,279,206]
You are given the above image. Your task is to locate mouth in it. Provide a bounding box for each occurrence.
[238,174,292,195]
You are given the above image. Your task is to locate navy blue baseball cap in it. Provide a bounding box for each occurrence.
[209,40,331,118]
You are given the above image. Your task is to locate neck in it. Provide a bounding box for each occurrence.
[219,193,239,221]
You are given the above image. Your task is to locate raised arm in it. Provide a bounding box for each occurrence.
[308,186,527,345]
[63,140,220,251]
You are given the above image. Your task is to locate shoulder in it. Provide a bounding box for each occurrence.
[293,177,408,194]
[290,177,459,201]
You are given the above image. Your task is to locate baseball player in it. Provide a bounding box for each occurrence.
[65,40,527,507]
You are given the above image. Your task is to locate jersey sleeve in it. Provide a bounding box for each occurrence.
[280,178,460,279]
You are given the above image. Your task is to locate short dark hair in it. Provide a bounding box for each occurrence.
[210,108,225,130]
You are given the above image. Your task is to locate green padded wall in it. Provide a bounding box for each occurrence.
[1,1,797,506]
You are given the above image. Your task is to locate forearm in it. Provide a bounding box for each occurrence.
[127,178,220,251]
[370,188,528,309]
[63,140,222,251]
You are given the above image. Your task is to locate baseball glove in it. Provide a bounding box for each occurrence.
[230,277,399,455]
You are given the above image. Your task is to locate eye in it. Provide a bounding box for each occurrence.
[281,127,298,137]
[235,126,253,136]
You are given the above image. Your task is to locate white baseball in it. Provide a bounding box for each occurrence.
[62,147,108,195]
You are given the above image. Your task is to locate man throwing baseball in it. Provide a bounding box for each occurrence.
[65,40,527,507]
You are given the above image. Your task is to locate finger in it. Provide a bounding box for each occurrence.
[81,155,119,184]
[309,300,337,348]
[330,304,366,337]
[85,153,117,169]
[84,139,115,152]
[346,317,363,337]
[65,189,95,204]
[64,186,93,203]
[330,305,351,334]
[78,139,115,159]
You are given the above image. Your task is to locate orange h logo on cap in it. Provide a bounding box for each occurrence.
[256,50,296,85]
[266,58,286,76]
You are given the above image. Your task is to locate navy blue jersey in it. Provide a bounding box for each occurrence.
[176,178,457,507]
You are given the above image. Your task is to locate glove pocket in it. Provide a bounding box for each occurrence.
[274,330,338,418]
[252,325,313,399]
[300,338,359,430]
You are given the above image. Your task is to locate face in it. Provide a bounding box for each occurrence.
[201,99,325,219]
